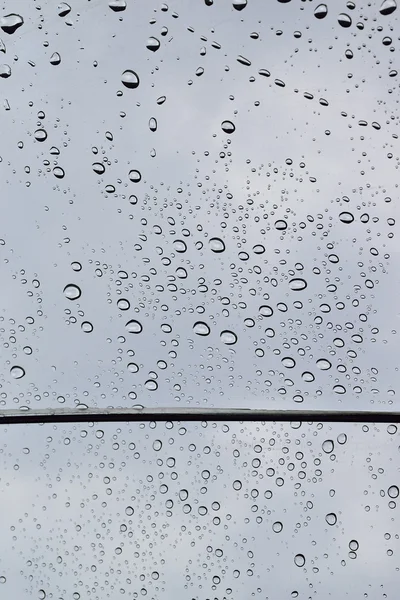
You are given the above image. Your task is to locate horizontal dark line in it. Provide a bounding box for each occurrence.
[0,407,399,424]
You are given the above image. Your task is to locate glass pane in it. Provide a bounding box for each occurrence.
[0,421,398,595]
[1,0,399,410]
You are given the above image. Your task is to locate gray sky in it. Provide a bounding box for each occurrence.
[0,0,399,597]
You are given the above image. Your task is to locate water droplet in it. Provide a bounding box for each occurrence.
[152,439,162,451]
[63,284,81,300]
[193,321,210,336]
[302,371,315,382]
[10,365,25,379]
[57,3,71,17]
[316,358,331,370]
[149,117,157,132]
[388,485,399,498]
[221,120,235,134]
[209,237,225,252]
[220,330,237,345]
[53,166,65,179]
[117,298,130,310]
[157,95,166,105]
[339,211,354,223]
[349,539,359,551]
[338,13,352,27]
[81,321,93,333]
[129,169,141,182]
[38,591,46,600]
[127,362,139,373]
[294,554,305,567]
[121,69,140,89]
[314,3,328,18]
[0,64,11,78]
[125,319,143,334]
[109,0,127,11]
[146,37,160,51]
[23,346,32,355]
[380,0,397,15]
[145,379,158,391]
[259,305,273,317]
[232,0,247,9]
[233,479,242,490]
[272,521,283,533]
[322,439,334,453]
[173,239,187,253]
[125,506,134,516]
[337,433,347,444]
[275,219,287,230]
[289,278,307,291]
[34,129,47,142]
[282,357,296,368]
[0,14,24,35]
[325,513,337,526]
[50,52,61,65]
[92,162,105,174]
[333,385,346,394]
[0,576,6,584]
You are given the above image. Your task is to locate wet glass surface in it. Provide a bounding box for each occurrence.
[1,0,399,411]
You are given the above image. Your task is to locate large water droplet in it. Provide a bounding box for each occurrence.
[57,3,72,17]
[121,69,140,89]
[325,513,337,526]
[275,219,287,230]
[221,120,235,134]
[53,166,65,179]
[333,385,346,394]
[388,485,399,498]
[34,129,47,142]
[109,0,127,11]
[63,284,81,300]
[294,554,305,567]
[272,521,283,533]
[314,3,328,18]
[129,169,141,182]
[0,14,24,35]
[339,211,354,223]
[92,162,105,174]
[232,0,247,9]
[117,298,130,310]
[282,357,296,368]
[380,0,397,15]
[289,278,307,291]
[125,319,143,334]
[220,330,237,345]
[149,117,157,132]
[209,237,225,253]
[50,52,61,65]
[145,379,158,391]
[0,64,11,78]
[259,305,273,317]
[322,439,334,453]
[302,371,315,382]
[81,321,93,333]
[193,321,210,336]
[316,358,331,370]
[338,13,352,27]
[146,37,160,51]
[10,365,25,379]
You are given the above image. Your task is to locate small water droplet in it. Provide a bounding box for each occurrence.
[146,37,160,51]
[125,319,143,334]
[388,485,399,498]
[193,321,210,336]
[117,298,130,310]
[233,479,242,490]
[349,539,359,551]
[10,365,25,379]
[302,371,315,382]
[289,278,307,291]
[38,591,46,600]
[23,346,32,355]
[63,284,81,300]
[127,362,139,373]
[337,433,347,444]
[380,0,397,15]
[333,385,346,394]
[275,219,287,230]
[282,357,296,368]
[294,554,305,567]
[81,321,93,333]
[325,513,337,526]
[0,64,11,78]
[220,330,237,345]
[0,576,6,584]
[314,3,328,18]
[34,129,47,142]
[92,162,105,174]
[145,379,158,391]
[121,69,140,89]
[0,14,24,35]
[149,117,157,132]
[221,120,235,134]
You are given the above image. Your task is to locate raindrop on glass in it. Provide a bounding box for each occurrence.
[221,120,235,134]
[63,284,81,301]
[121,69,140,89]
[0,14,24,35]
[10,365,25,379]
[125,319,143,334]
[220,330,237,345]
[193,321,210,336]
